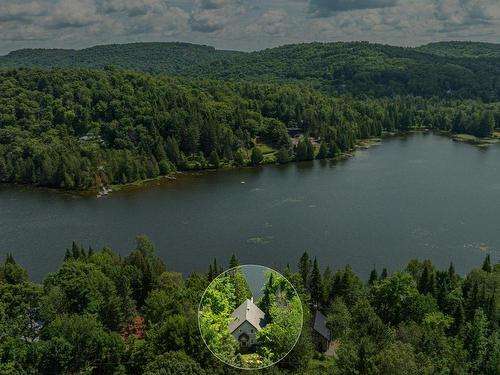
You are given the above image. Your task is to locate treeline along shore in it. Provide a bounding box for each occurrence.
[1,41,500,191]
[0,236,498,374]
[0,67,498,191]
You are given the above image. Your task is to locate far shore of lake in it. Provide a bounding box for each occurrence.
[1,130,498,197]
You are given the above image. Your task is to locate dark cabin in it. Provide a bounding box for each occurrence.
[312,310,331,353]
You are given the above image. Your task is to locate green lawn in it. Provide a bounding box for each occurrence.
[256,143,276,155]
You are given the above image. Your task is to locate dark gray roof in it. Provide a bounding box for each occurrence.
[228,298,265,333]
[313,310,330,340]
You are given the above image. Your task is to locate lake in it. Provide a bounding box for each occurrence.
[1,133,499,282]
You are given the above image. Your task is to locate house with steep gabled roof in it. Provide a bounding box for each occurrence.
[228,297,266,352]
[312,310,331,353]
[312,310,338,356]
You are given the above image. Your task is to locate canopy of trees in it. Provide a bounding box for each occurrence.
[1,67,499,190]
[0,240,498,374]
[2,41,500,100]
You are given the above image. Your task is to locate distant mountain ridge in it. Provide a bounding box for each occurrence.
[0,42,241,75]
[416,41,500,58]
[1,41,499,100]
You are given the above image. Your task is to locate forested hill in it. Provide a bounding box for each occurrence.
[416,41,500,58]
[1,67,498,190]
[0,42,242,75]
[1,41,500,100]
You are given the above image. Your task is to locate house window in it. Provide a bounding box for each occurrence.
[251,329,254,333]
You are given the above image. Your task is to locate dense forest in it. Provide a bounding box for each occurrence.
[415,42,500,59]
[1,67,499,189]
[1,41,500,100]
[0,237,498,374]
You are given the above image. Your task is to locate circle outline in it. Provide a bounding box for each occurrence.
[197,264,304,370]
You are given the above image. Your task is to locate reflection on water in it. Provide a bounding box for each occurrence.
[1,133,499,281]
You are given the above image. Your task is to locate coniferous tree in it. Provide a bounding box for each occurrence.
[208,150,220,168]
[418,265,429,294]
[207,263,214,281]
[317,142,328,159]
[276,147,292,164]
[485,295,496,325]
[1,253,29,284]
[380,268,388,280]
[467,282,481,320]
[250,147,263,166]
[464,309,489,375]
[482,255,492,273]
[295,137,314,161]
[299,252,311,289]
[212,258,219,277]
[229,254,239,269]
[234,149,246,166]
[368,268,378,285]
[448,262,456,279]
[310,258,323,307]
[452,302,466,336]
[476,111,495,137]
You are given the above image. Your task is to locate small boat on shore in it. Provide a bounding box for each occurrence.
[97,186,112,198]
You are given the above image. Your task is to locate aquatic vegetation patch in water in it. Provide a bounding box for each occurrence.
[247,236,274,245]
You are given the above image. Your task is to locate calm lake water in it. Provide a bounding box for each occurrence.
[1,133,499,282]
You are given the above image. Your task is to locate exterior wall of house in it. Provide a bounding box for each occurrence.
[232,320,259,347]
[312,332,329,353]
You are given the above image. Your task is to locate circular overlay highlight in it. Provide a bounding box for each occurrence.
[198,265,303,370]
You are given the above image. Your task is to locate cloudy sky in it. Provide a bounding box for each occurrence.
[0,0,499,54]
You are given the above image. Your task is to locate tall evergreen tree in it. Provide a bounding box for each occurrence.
[310,258,323,307]
[452,302,466,336]
[317,142,328,159]
[380,268,388,280]
[464,309,489,375]
[229,254,239,269]
[368,268,378,285]
[482,255,492,273]
[299,252,311,289]
[448,262,455,280]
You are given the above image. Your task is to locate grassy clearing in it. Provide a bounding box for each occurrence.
[452,133,500,146]
[356,137,382,149]
[256,143,277,155]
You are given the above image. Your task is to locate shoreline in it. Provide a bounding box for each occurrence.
[105,136,384,195]
[1,130,497,196]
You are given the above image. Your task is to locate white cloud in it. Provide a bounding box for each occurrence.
[309,0,398,17]
[0,0,498,54]
[190,9,228,32]
[0,2,47,22]
[246,9,291,36]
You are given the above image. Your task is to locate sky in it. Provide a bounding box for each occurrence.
[0,0,499,55]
